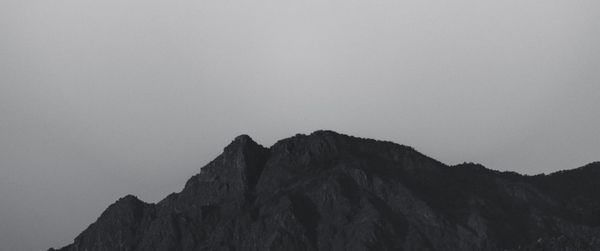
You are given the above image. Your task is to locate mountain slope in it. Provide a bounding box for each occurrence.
[50,131,600,251]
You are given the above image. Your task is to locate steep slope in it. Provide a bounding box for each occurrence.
[50,131,600,251]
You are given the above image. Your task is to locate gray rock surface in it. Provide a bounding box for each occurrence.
[50,131,600,251]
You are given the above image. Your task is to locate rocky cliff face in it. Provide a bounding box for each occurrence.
[50,131,600,251]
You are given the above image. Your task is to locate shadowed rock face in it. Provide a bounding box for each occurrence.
[50,131,600,251]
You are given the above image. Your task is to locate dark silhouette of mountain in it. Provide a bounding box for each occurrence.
[49,131,600,251]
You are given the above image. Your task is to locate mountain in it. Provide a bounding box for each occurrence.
[50,131,600,251]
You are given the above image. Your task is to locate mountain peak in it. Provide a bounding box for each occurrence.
[223,134,261,153]
[309,129,342,137]
[233,133,254,143]
[117,194,142,203]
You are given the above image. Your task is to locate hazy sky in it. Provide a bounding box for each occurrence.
[1,0,599,250]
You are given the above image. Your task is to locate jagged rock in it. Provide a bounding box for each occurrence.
[50,131,600,251]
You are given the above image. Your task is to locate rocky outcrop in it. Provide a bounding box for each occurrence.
[50,131,600,251]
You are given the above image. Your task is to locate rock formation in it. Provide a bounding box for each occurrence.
[50,131,600,251]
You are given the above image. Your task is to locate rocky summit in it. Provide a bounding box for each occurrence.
[50,131,600,251]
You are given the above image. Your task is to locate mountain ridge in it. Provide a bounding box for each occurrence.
[50,130,600,251]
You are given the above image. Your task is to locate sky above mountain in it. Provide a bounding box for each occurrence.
[1,0,599,250]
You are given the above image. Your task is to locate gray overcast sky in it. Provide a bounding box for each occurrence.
[1,0,599,250]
